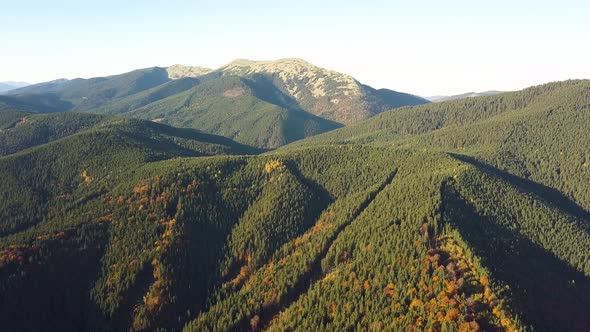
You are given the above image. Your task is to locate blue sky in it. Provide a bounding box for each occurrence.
[1,0,589,95]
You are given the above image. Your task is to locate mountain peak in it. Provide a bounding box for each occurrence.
[225,57,312,67]
[222,58,329,76]
[166,64,212,79]
[171,57,427,125]
[220,57,363,107]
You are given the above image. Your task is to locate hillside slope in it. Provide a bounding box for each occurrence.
[288,80,590,210]
[0,94,68,113]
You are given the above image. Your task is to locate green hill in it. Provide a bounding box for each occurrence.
[0,80,589,332]
[113,75,343,149]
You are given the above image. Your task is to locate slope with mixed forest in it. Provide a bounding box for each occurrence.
[0,80,589,332]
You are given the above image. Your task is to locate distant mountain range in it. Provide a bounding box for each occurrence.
[0,81,29,93]
[426,90,504,102]
[2,59,428,148]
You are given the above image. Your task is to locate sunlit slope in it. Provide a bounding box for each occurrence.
[287,80,590,211]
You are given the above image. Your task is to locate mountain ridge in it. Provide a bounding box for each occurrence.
[4,58,428,148]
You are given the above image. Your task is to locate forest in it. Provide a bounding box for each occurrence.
[0,80,589,331]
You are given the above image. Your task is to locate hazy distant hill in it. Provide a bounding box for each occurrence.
[426,90,504,102]
[0,81,29,93]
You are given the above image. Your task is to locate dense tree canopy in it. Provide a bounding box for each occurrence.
[1,80,589,331]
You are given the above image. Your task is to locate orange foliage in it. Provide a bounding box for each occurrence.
[445,308,460,321]
[133,183,149,195]
[458,321,479,332]
[384,283,396,298]
[250,315,260,331]
[264,160,285,174]
[483,286,492,301]
[328,301,337,317]
[445,281,458,295]
[97,214,113,222]
[479,276,489,287]
[410,298,424,309]
[232,266,250,287]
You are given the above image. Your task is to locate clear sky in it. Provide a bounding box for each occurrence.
[1,0,589,96]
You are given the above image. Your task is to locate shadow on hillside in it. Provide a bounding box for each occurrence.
[13,93,74,113]
[243,74,304,113]
[0,223,110,331]
[443,183,590,331]
[449,153,590,222]
[285,160,332,204]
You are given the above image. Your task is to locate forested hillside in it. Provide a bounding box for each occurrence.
[0,95,67,113]
[293,80,590,209]
[105,75,343,149]
[0,80,589,332]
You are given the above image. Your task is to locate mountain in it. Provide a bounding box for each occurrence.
[165,64,212,79]
[426,90,504,102]
[4,59,428,148]
[0,81,29,93]
[98,74,342,149]
[217,58,429,124]
[1,79,589,331]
